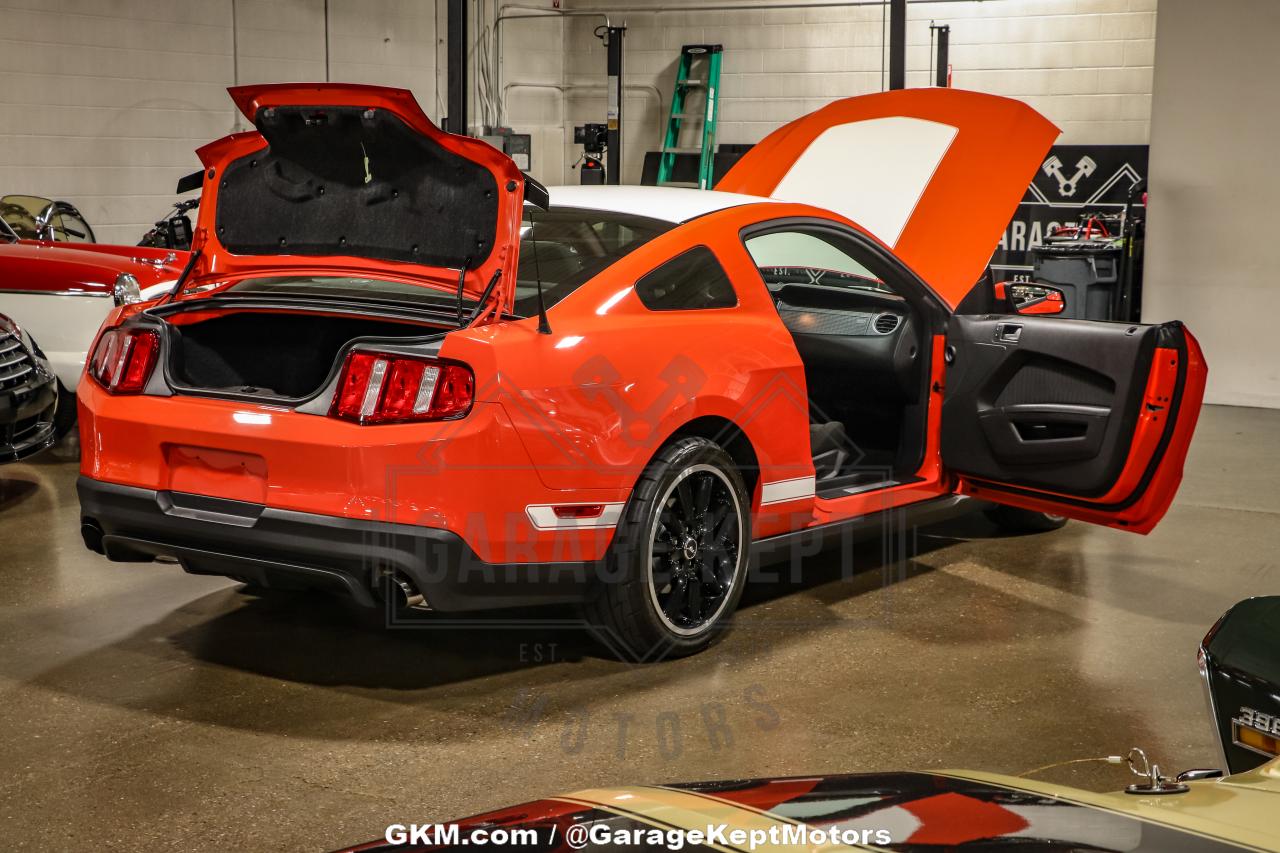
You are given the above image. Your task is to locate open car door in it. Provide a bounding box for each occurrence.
[941,315,1207,533]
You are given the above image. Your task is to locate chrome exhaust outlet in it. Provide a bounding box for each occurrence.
[392,574,430,611]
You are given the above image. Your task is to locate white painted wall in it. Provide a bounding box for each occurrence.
[0,0,441,245]
[1144,0,1280,408]
[481,0,567,186]
[551,0,1158,185]
[1,1,1157,242]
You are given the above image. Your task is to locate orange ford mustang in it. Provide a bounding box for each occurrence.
[76,84,1206,659]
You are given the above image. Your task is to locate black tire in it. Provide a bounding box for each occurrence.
[984,504,1069,533]
[53,380,77,438]
[583,436,751,662]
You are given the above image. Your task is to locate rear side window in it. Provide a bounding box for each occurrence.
[635,246,737,311]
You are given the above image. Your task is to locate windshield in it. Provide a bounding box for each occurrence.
[745,230,893,294]
[513,207,671,317]
[1,195,52,239]
[0,195,94,242]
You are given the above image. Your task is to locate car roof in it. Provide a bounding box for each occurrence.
[544,185,778,224]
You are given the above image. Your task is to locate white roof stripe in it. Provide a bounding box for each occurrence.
[544,185,778,224]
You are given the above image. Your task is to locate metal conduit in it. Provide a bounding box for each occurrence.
[492,0,1001,124]
[500,81,668,140]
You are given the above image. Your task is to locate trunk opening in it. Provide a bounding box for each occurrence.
[166,310,445,401]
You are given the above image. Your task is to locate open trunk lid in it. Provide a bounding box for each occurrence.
[716,88,1059,307]
[176,84,527,321]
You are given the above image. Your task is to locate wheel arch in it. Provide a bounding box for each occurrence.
[652,415,761,503]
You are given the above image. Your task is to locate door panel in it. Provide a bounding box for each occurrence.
[942,315,1207,533]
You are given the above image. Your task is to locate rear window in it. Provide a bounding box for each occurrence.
[217,206,672,317]
[513,207,671,317]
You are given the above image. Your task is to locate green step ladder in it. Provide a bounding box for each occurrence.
[656,44,723,190]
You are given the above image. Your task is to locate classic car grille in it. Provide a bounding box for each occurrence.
[0,332,35,391]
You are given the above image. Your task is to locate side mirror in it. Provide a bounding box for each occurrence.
[1200,596,1280,773]
[1008,282,1066,315]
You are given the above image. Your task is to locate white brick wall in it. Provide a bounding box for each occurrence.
[0,0,1159,239]
[0,0,441,245]
[486,0,567,184]
[537,0,1157,185]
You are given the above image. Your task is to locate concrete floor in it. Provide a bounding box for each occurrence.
[0,404,1276,851]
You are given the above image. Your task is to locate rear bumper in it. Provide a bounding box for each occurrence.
[76,385,626,565]
[77,477,597,612]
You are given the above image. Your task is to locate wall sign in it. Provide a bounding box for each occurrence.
[989,144,1148,278]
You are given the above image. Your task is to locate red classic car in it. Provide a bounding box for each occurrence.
[76,84,1205,659]
[0,207,186,431]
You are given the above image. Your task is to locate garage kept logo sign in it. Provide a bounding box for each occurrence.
[989,144,1148,279]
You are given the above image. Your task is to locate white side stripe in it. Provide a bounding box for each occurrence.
[525,503,626,530]
[760,476,816,506]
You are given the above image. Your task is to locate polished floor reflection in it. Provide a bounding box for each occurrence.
[0,405,1274,851]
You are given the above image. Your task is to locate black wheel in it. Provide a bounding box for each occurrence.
[53,380,77,438]
[583,437,750,662]
[985,504,1068,533]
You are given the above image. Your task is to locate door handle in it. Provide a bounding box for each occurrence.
[1014,420,1088,441]
[995,323,1022,343]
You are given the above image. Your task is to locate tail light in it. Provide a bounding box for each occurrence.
[331,351,474,424]
[88,327,161,394]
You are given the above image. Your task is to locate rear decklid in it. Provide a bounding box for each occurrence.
[178,84,527,320]
[716,88,1059,307]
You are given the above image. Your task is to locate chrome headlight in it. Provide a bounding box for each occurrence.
[113,273,142,307]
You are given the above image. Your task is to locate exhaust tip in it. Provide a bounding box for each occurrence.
[391,574,430,611]
[80,520,105,554]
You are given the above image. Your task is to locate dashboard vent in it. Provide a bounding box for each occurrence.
[873,313,900,334]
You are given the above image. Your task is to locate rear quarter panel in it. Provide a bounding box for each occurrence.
[438,204,821,538]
